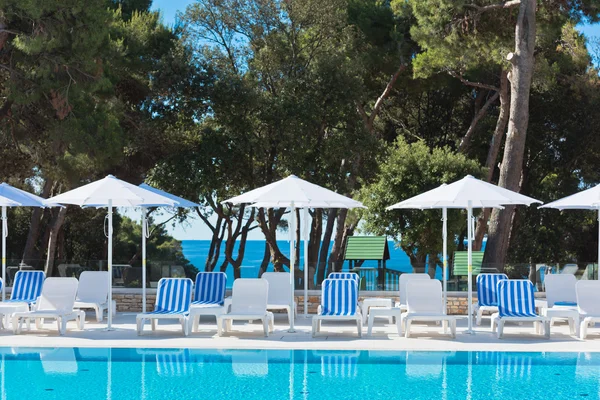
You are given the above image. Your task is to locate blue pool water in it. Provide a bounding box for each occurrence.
[1,348,599,399]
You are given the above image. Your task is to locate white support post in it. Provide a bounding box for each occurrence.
[289,202,296,332]
[466,202,474,334]
[303,207,309,318]
[442,207,448,314]
[142,207,147,314]
[107,200,114,330]
[1,206,6,302]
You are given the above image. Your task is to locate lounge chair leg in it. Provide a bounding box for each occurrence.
[12,316,19,334]
[544,321,550,339]
[405,320,411,338]
[312,318,317,338]
[263,318,269,337]
[357,319,362,338]
[476,309,483,326]
[580,319,588,340]
[136,318,143,335]
[95,306,102,322]
[491,318,497,333]
[367,314,374,337]
[269,315,274,333]
[151,319,157,331]
[451,320,456,338]
[396,317,402,336]
[193,315,199,333]
[497,320,504,339]
[442,320,448,334]
[217,318,223,337]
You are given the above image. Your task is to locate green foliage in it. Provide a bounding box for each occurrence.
[359,138,483,267]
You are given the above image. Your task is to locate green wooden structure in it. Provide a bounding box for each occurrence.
[344,236,390,289]
[452,251,485,276]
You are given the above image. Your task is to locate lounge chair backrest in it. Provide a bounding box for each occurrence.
[576,281,600,316]
[154,278,193,314]
[497,280,537,317]
[328,272,359,285]
[230,279,269,314]
[261,272,291,306]
[320,279,358,316]
[10,270,45,302]
[399,273,430,306]
[76,271,109,303]
[476,273,508,307]
[545,274,577,307]
[35,278,78,313]
[406,280,443,315]
[194,272,227,305]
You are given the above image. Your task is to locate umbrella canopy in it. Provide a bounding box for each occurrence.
[47,175,178,329]
[223,175,365,209]
[539,184,600,210]
[0,183,54,301]
[223,175,366,331]
[137,183,200,313]
[49,175,177,208]
[540,184,600,273]
[0,183,50,207]
[386,175,542,333]
[138,184,201,208]
[387,175,539,210]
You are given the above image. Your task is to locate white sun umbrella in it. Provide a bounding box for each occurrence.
[223,175,365,332]
[138,183,201,313]
[386,175,541,333]
[0,183,57,301]
[46,175,177,329]
[539,184,600,272]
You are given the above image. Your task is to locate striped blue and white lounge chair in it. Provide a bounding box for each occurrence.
[312,279,362,337]
[474,273,508,326]
[491,280,550,339]
[6,270,45,305]
[136,278,193,336]
[190,272,227,332]
[328,272,360,285]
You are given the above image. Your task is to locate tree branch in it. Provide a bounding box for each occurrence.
[447,71,499,91]
[458,90,500,153]
[464,0,521,12]
[369,64,406,127]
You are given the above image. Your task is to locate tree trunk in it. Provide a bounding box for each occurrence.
[307,209,323,289]
[257,242,271,277]
[409,252,427,273]
[44,207,68,277]
[22,178,53,264]
[317,208,337,284]
[474,70,510,250]
[427,254,437,279]
[485,0,536,266]
[328,209,348,273]
[258,208,289,271]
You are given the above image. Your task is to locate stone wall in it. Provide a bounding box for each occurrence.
[111,289,486,314]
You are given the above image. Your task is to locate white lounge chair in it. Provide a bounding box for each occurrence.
[136,278,193,336]
[474,273,508,325]
[190,272,227,332]
[262,272,297,325]
[398,273,430,311]
[401,280,456,338]
[217,279,274,337]
[491,280,550,339]
[12,277,85,335]
[576,280,600,339]
[73,271,116,322]
[312,278,362,337]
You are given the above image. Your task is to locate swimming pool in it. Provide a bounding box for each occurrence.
[0,348,599,399]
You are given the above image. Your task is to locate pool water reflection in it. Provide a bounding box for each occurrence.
[0,348,599,399]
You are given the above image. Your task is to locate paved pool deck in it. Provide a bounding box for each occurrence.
[1,312,600,352]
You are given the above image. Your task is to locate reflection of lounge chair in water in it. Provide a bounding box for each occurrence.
[136,349,195,377]
[496,352,533,381]
[41,348,78,374]
[405,351,455,378]
[223,350,269,377]
[313,350,359,379]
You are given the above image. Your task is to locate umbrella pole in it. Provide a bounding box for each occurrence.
[303,207,309,318]
[289,202,296,332]
[597,207,600,278]
[107,200,114,330]
[466,202,474,334]
[1,205,5,302]
[442,207,448,314]
[142,207,147,314]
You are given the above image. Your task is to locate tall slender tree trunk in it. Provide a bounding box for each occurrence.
[257,242,271,277]
[22,178,53,264]
[258,208,289,271]
[485,0,536,266]
[44,207,67,277]
[328,209,348,272]
[317,208,337,284]
[307,209,323,289]
[474,70,510,251]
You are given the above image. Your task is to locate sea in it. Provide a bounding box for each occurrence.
[181,240,442,285]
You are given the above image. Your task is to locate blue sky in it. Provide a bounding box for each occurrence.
[147,0,600,240]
